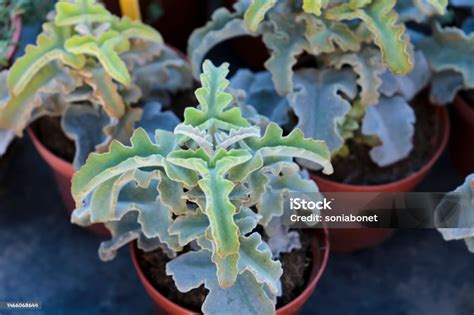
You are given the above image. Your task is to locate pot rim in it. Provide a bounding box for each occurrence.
[311,105,450,191]
[6,15,22,64]
[130,226,330,314]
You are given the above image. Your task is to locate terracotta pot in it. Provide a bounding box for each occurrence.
[102,0,206,52]
[310,105,450,253]
[131,227,330,315]
[27,128,109,236]
[450,94,474,176]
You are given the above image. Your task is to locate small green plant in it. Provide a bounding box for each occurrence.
[71,60,332,314]
[436,174,474,252]
[0,0,192,168]
[191,0,447,167]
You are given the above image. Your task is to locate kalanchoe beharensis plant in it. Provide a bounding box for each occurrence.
[70,60,333,314]
[0,0,192,168]
[414,0,474,105]
[189,0,447,167]
[436,174,474,252]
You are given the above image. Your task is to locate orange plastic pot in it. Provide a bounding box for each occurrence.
[131,227,330,315]
[450,95,474,176]
[310,105,450,253]
[28,128,109,236]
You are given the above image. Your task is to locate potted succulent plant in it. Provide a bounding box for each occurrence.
[436,173,474,252]
[189,0,450,252]
[0,0,193,230]
[415,0,474,176]
[70,60,332,314]
[102,0,207,52]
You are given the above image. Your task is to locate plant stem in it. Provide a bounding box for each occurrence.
[119,0,141,21]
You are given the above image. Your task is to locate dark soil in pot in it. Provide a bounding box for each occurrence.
[31,116,75,163]
[319,96,441,186]
[136,230,314,312]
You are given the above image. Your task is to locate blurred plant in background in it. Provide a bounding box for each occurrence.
[190,0,448,170]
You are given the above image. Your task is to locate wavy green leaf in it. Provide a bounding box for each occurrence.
[238,233,282,294]
[65,30,131,85]
[420,23,474,92]
[246,122,333,174]
[8,23,85,96]
[184,61,249,130]
[1,63,81,135]
[329,48,386,106]
[81,66,126,119]
[72,128,177,205]
[288,68,357,155]
[301,15,360,55]
[303,0,329,15]
[61,104,109,169]
[262,12,307,95]
[326,0,413,75]
[111,16,163,43]
[244,0,277,32]
[362,95,415,166]
[188,7,251,79]
[169,212,209,246]
[230,70,290,126]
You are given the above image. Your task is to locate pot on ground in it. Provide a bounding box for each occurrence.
[311,105,450,253]
[27,128,109,236]
[450,94,474,176]
[130,227,330,315]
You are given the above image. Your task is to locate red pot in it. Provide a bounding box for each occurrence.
[450,95,474,176]
[131,227,330,315]
[27,128,109,236]
[310,105,450,253]
[102,0,206,52]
